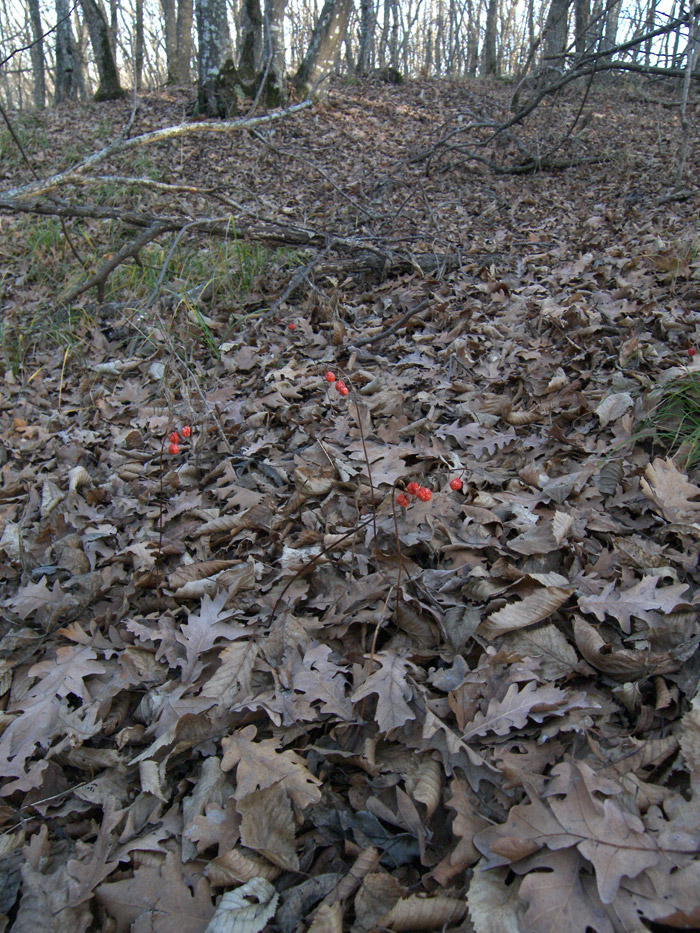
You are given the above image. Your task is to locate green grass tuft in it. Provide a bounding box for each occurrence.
[643,368,700,470]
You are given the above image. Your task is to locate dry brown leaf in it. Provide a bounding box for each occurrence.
[380,892,466,930]
[204,877,278,933]
[480,586,572,638]
[641,457,700,523]
[306,902,343,933]
[238,784,299,871]
[206,847,280,886]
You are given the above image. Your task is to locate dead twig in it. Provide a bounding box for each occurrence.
[352,297,431,347]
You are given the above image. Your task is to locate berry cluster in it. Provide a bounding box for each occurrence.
[395,476,463,508]
[325,372,348,396]
[396,482,432,508]
[167,425,191,454]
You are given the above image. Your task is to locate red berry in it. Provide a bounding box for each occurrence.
[688,347,697,357]
[168,442,180,454]
[406,482,420,496]
[325,371,336,383]
[449,477,463,491]
[396,493,410,508]
[181,425,191,438]
[416,487,432,502]
[288,323,296,330]
[169,431,179,443]
[337,384,349,397]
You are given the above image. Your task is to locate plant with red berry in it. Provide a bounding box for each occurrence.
[158,425,192,554]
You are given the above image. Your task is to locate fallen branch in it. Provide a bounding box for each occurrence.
[3,100,313,201]
[0,195,461,300]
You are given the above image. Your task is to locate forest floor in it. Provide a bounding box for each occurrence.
[1,74,700,932]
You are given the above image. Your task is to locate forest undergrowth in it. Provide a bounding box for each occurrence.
[1,74,700,932]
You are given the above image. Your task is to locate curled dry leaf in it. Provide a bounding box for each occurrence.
[572,615,679,679]
[168,559,239,590]
[408,757,442,817]
[504,408,541,425]
[67,465,91,492]
[380,892,466,931]
[206,848,280,886]
[479,586,573,639]
[306,902,343,933]
[204,877,278,933]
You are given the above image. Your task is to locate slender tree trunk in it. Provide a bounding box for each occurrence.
[293,0,353,97]
[357,0,375,72]
[161,0,178,80]
[389,0,399,67]
[574,0,588,55]
[238,0,263,80]
[27,0,46,108]
[424,26,432,74]
[264,0,287,102]
[644,0,656,66]
[134,0,144,88]
[55,0,80,102]
[175,0,194,82]
[196,0,232,113]
[542,0,569,69]
[482,0,498,75]
[79,0,125,99]
[601,0,620,52]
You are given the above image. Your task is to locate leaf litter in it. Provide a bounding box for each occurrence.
[1,76,700,931]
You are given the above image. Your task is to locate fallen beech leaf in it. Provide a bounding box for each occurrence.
[480,586,572,638]
[204,877,278,933]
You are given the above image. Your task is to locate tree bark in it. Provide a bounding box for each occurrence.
[542,0,569,69]
[574,0,589,56]
[238,0,263,81]
[78,0,125,99]
[293,0,353,98]
[264,0,288,103]
[601,0,621,52]
[357,0,375,73]
[482,0,499,75]
[134,0,144,89]
[55,0,81,102]
[27,0,46,109]
[196,0,232,113]
[176,0,194,82]
[161,0,178,81]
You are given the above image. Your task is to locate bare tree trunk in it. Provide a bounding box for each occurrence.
[644,0,657,66]
[79,0,125,99]
[161,0,193,84]
[542,0,569,69]
[55,0,81,102]
[176,0,194,82]
[293,0,353,97]
[574,0,588,56]
[424,26,432,74]
[27,0,46,108]
[389,0,399,67]
[238,0,263,81]
[357,0,375,72]
[196,0,232,112]
[601,0,620,51]
[134,0,144,89]
[161,0,178,80]
[482,0,498,75]
[264,0,288,102]
[675,7,700,184]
